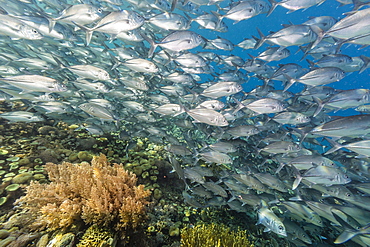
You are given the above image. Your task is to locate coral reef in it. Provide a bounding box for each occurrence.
[76,225,116,247]
[15,154,151,237]
[181,223,254,247]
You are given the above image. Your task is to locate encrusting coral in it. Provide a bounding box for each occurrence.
[181,223,254,247]
[15,154,151,236]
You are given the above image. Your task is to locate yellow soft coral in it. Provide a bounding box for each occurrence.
[16,154,150,235]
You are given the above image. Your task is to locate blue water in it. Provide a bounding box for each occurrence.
[192,1,369,118]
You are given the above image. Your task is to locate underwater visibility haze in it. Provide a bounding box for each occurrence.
[0,0,370,246]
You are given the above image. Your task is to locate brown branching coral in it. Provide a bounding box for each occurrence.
[15,154,151,235]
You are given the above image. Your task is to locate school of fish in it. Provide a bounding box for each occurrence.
[0,0,370,245]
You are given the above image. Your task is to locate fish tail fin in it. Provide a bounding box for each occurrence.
[334,230,358,244]
[254,28,265,49]
[292,166,302,190]
[183,12,193,29]
[51,54,67,70]
[292,175,302,190]
[275,161,286,174]
[141,32,158,58]
[170,0,178,12]
[108,53,121,70]
[48,19,57,33]
[324,137,342,155]
[232,97,245,114]
[332,210,358,244]
[359,55,370,74]
[309,25,325,50]
[71,21,93,46]
[32,9,56,33]
[282,73,296,92]
[211,11,225,31]
[312,96,325,117]
[248,53,257,62]
[0,6,7,14]
[306,59,315,69]
[267,0,278,17]
[288,126,309,145]
[352,0,366,11]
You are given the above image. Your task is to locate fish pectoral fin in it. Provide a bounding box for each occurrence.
[263,227,271,233]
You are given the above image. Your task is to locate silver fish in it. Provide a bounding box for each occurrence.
[204,37,234,50]
[256,25,318,49]
[280,201,323,227]
[226,125,260,138]
[72,80,110,93]
[186,108,228,126]
[232,174,272,194]
[268,0,326,16]
[75,10,145,45]
[148,12,190,31]
[197,100,225,110]
[335,223,370,244]
[283,219,312,244]
[272,112,311,125]
[284,67,345,91]
[201,81,242,99]
[202,181,228,198]
[310,114,370,138]
[257,200,287,237]
[47,4,104,31]
[67,65,110,81]
[122,58,158,73]
[221,0,270,23]
[173,52,207,68]
[293,166,351,189]
[184,167,205,184]
[154,104,185,116]
[78,103,117,121]
[314,89,370,117]
[143,31,205,57]
[254,173,289,192]
[0,111,44,122]
[33,101,74,114]
[0,75,67,93]
[325,138,370,157]
[198,151,232,164]
[15,15,76,41]
[193,12,228,32]
[0,14,43,40]
[323,8,370,40]
[208,141,237,153]
[245,98,287,115]
[254,47,291,62]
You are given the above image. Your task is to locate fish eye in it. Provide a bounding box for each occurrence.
[278,226,283,230]
[32,29,38,34]
[345,193,351,197]
[98,8,102,13]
